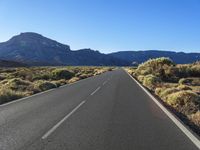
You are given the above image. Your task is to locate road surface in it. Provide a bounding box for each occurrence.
[0,69,199,150]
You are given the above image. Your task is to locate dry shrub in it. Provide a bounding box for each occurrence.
[158,87,180,100]
[138,75,145,82]
[51,79,67,87]
[166,90,200,115]
[68,77,80,83]
[34,80,57,91]
[142,74,161,90]
[52,69,75,80]
[4,78,32,91]
[177,84,192,90]
[135,57,174,79]
[189,111,200,127]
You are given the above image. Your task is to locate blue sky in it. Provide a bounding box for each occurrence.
[0,0,200,53]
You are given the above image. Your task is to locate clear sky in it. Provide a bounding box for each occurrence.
[0,0,200,53]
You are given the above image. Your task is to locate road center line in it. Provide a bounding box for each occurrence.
[103,81,107,85]
[42,100,86,139]
[90,87,101,96]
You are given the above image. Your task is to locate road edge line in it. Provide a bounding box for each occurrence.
[124,69,200,149]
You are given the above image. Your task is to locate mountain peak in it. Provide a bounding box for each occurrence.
[18,32,43,38]
[10,32,52,43]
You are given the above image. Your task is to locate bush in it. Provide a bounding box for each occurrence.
[189,111,200,127]
[142,74,161,89]
[179,78,193,85]
[32,74,51,80]
[177,84,192,90]
[51,79,67,87]
[158,87,180,100]
[52,69,75,80]
[34,80,57,91]
[5,78,32,91]
[0,88,24,104]
[136,57,174,79]
[190,65,200,77]
[166,91,200,115]
[79,73,91,79]
[179,78,200,86]
[137,75,145,82]
[155,87,172,96]
[68,77,80,83]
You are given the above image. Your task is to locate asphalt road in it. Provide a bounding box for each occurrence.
[0,69,199,150]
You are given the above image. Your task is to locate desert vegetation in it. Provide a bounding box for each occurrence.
[0,66,113,104]
[126,57,200,135]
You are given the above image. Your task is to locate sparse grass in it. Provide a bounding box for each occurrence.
[0,66,114,104]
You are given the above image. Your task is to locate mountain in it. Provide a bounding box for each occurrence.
[0,32,199,66]
[0,32,128,66]
[109,50,200,64]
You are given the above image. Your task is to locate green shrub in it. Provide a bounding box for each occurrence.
[142,74,161,89]
[34,80,57,91]
[166,91,200,115]
[52,69,75,80]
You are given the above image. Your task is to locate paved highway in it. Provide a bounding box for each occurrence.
[0,69,199,150]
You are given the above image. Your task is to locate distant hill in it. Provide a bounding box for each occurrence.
[109,50,200,64]
[0,32,199,67]
[0,32,128,66]
[0,59,27,67]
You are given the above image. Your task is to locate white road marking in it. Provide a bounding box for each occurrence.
[90,87,101,96]
[103,81,107,85]
[124,69,200,149]
[42,100,86,139]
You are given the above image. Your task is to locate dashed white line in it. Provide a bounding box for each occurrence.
[103,81,107,85]
[90,87,101,96]
[42,100,86,139]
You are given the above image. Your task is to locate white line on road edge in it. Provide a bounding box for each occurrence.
[90,87,101,96]
[124,69,200,149]
[42,100,86,139]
